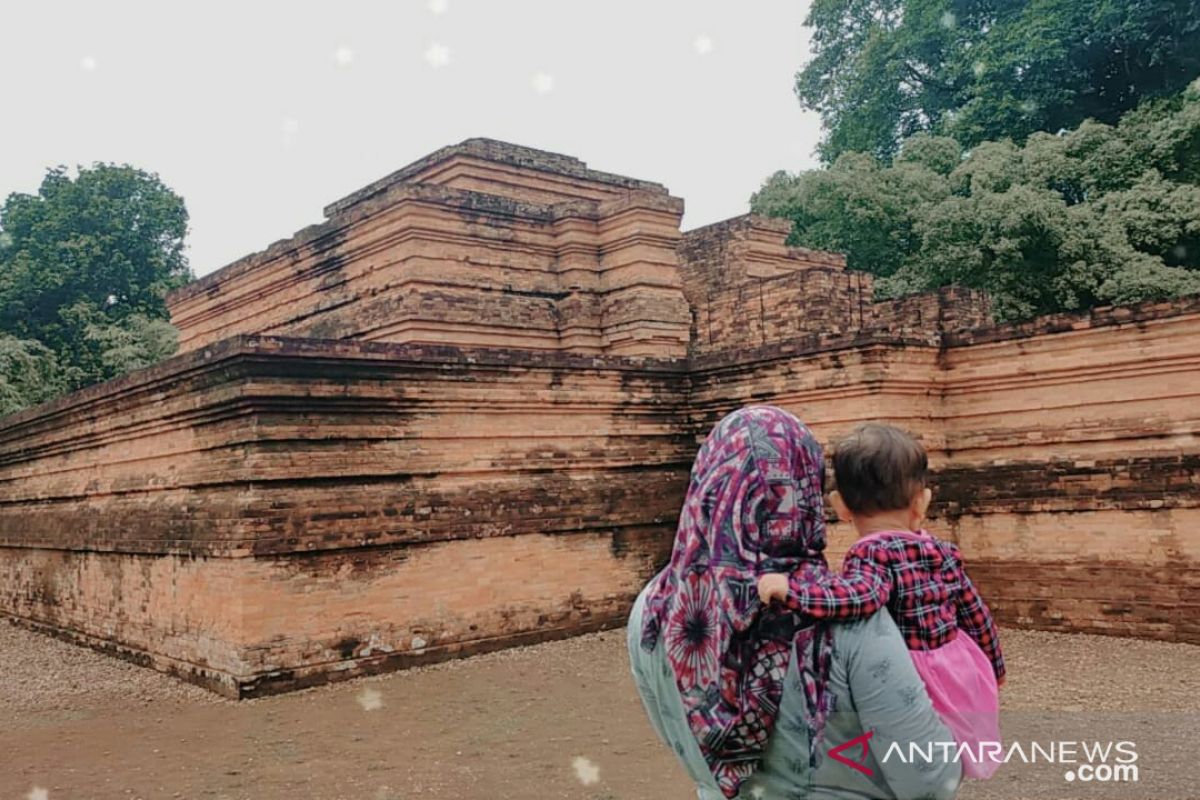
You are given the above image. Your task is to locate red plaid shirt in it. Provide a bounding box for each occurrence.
[784,529,1005,681]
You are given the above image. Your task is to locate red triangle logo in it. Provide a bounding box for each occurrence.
[828,730,875,776]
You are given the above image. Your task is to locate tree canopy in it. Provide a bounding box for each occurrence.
[798,0,1200,163]
[752,79,1200,319]
[0,164,189,413]
[0,336,72,417]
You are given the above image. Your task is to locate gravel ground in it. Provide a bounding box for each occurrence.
[0,624,218,720]
[2,620,1198,800]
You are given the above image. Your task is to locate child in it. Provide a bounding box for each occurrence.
[757,422,1004,780]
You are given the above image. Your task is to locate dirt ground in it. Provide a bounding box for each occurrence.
[3,621,1198,800]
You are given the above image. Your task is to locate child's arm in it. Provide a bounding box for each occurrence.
[758,549,892,621]
[954,564,1006,682]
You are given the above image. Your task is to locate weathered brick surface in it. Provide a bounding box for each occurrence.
[1,140,1196,696]
[0,336,689,696]
[167,141,691,359]
[680,216,992,357]
[686,226,1200,649]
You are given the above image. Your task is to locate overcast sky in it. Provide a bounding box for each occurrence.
[1,1,822,277]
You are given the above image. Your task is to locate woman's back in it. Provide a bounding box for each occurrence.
[628,583,962,800]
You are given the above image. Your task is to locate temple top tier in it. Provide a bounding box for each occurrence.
[323,138,670,215]
[165,139,872,360]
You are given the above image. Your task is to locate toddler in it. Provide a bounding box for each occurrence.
[758,422,1004,779]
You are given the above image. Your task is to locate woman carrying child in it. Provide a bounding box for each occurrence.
[759,423,1004,780]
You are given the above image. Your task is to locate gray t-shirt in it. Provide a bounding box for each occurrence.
[627,582,962,800]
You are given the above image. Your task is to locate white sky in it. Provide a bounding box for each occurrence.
[0,1,822,277]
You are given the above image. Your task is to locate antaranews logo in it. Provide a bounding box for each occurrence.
[831,734,1142,784]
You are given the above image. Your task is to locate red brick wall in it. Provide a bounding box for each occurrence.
[167,142,691,360]
[687,296,1200,643]
[1,142,1196,697]
[680,216,992,358]
[0,336,689,696]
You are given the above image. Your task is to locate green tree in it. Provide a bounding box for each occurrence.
[0,335,74,416]
[84,311,180,380]
[753,146,953,280]
[753,79,1200,319]
[798,0,1200,162]
[0,164,190,413]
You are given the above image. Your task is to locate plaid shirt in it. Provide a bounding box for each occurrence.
[784,530,1005,681]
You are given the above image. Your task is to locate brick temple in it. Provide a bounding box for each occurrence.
[1,139,1196,697]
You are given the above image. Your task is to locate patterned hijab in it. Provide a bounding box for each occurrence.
[641,406,836,798]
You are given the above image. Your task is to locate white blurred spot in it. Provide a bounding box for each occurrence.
[1171,243,1188,260]
[424,42,450,68]
[532,72,555,94]
[412,635,428,653]
[1019,99,1038,115]
[749,786,765,799]
[357,687,384,711]
[428,0,449,13]
[106,294,118,306]
[282,116,300,148]
[940,11,957,29]
[80,56,97,72]
[27,788,49,800]
[572,756,600,786]
[973,61,987,78]
[693,35,714,55]
[332,45,355,67]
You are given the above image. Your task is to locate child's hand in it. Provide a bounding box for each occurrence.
[757,573,789,605]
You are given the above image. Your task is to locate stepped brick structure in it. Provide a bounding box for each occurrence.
[1,139,1197,697]
[168,139,691,357]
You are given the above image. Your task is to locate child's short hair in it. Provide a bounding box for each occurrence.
[832,423,928,514]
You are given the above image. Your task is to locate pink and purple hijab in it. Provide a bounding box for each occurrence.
[641,406,835,798]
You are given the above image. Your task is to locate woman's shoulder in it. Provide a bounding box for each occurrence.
[828,607,905,652]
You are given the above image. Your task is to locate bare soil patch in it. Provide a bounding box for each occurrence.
[3,622,1197,799]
